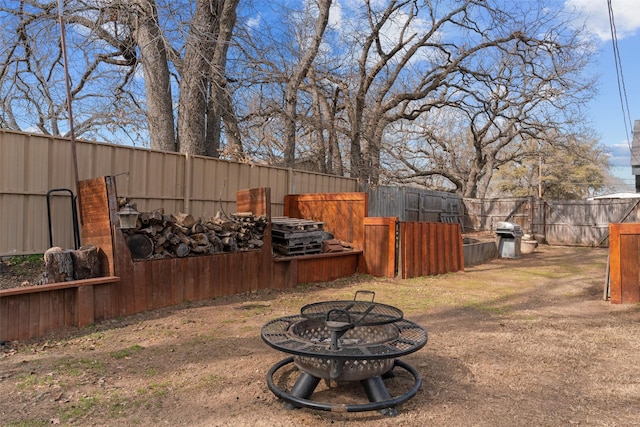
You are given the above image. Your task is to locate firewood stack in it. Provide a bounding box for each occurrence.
[121,205,268,260]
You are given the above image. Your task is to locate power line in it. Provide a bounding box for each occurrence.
[607,0,635,157]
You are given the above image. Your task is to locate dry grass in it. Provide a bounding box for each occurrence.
[1,245,639,426]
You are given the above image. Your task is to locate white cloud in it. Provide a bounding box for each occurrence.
[565,0,640,41]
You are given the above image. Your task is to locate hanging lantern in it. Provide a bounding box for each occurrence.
[116,204,140,229]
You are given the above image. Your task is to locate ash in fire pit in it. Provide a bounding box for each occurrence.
[261,291,428,416]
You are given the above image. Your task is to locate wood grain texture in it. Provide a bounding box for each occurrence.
[609,223,640,304]
[399,222,463,279]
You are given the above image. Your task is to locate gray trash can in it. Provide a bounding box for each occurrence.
[495,221,523,259]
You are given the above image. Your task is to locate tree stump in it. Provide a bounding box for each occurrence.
[44,247,74,283]
[71,244,101,279]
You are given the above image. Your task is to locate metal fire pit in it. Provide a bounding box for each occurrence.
[261,291,428,416]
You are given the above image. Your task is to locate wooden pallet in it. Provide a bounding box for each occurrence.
[271,216,325,256]
[273,234,323,246]
[273,242,323,256]
[272,229,325,240]
[271,217,324,232]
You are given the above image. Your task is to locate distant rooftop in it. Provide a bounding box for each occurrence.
[587,192,640,200]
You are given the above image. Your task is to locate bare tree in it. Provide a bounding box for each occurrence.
[1,0,241,156]
[0,1,148,142]
[342,0,596,193]
[282,0,332,168]
[177,0,240,156]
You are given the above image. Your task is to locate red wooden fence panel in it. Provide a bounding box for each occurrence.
[609,223,640,304]
[363,217,397,277]
[399,222,463,279]
[284,193,367,250]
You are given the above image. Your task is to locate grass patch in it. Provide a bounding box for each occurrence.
[110,344,144,359]
[60,395,100,422]
[15,372,55,390]
[56,358,106,377]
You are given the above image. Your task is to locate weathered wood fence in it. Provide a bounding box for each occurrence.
[463,197,640,247]
[368,187,640,247]
[1,179,466,341]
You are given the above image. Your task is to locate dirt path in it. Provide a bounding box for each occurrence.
[1,245,639,426]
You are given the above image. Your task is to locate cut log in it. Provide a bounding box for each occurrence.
[71,244,101,279]
[44,247,75,283]
[121,207,267,259]
[174,212,196,228]
[126,233,154,259]
[175,243,191,258]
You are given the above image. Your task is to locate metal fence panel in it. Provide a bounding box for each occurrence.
[368,186,463,223]
[0,130,357,256]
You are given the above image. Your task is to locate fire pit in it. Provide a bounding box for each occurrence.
[261,291,428,416]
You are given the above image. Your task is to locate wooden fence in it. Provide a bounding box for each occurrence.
[0,129,358,256]
[463,197,640,247]
[399,222,463,278]
[0,179,470,341]
[608,223,640,304]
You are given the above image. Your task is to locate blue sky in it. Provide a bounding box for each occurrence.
[567,0,640,185]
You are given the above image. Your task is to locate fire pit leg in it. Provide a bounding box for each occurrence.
[284,371,321,410]
[361,376,399,417]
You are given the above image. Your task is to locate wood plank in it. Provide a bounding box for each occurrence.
[77,285,94,327]
[620,234,640,303]
[429,223,438,276]
[236,188,271,217]
[63,288,76,329]
[363,217,396,277]
[420,223,428,277]
[284,193,366,250]
[437,223,446,275]
[296,254,359,284]
[28,293,40,338]
[0,297,8,341]
[609,223,622,304]
[412,223,421,277]
[183,258,196,302]
[48,291,62,334]
[38,291,50,337]
[6,297,20,341]
[399,222,407,278]
[0,276,120,297]
[18,294,30,340]
[443,223,453,273]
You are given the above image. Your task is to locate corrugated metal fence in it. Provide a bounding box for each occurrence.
[368,186,463,222]
[0,130,357,256]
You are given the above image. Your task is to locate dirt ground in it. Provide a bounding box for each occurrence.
[1,245,639,426]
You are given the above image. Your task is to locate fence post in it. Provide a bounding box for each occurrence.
[287,168,296,195]
[184,153,192,213]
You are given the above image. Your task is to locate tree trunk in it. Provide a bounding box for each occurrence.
[133,0,176,151]
[283,0,332,168]
[179,0,240,157]
[44,247,74,283]
[71,244,101,280]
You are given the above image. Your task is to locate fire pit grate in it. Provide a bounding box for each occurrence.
[261,291,428,416]
[262,316,426,359]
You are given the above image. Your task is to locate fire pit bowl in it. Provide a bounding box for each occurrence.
[261,292,428,416]
[289,318,399,381]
